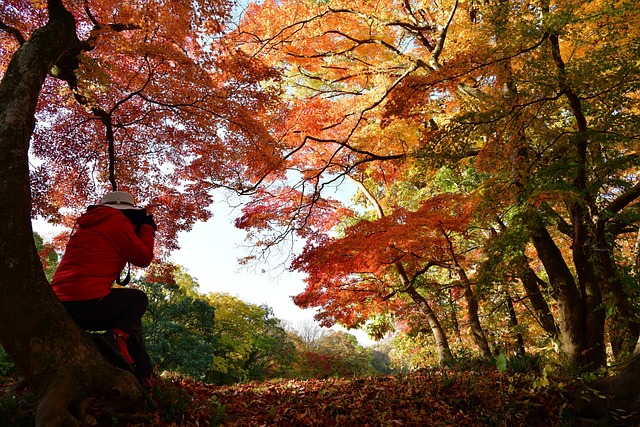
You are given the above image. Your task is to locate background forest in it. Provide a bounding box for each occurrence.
[0,257,392,384]
[1,0,640,425]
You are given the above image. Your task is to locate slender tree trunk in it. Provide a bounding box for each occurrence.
[449,288,462,343]
[516,261,559,338]
[348,175,454,364]
[440,227,492,360]
[405,285,453,365]
[455,267,493,360]
[0,2,143,425]
[505,291,526,357]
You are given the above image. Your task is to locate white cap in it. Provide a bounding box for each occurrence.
[101,191,144,210]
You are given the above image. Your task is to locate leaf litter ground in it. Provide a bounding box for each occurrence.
[1,367,575,426]
[141,367,573,426]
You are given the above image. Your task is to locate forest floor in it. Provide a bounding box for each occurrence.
[1,367,582,426]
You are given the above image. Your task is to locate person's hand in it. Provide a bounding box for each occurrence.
[144,214,158,231]
[122,209,147,231]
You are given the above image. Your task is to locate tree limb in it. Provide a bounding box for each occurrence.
[0,20,26,45]
[603,181,640,221]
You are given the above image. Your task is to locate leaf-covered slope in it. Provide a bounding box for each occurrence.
[0,368,576,426]
[147,369,572,426]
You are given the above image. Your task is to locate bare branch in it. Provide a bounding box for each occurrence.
[428,0,458,71]
[0,20,26,45]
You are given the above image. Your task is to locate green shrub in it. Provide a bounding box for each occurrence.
[506,353,543,374]
[0,347,16,377]
[0,391,36,427]
[147,378,193,422]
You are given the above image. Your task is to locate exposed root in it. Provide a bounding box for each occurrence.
[32,363,144,427]
[574,354,640,425]
[35,378,81,427]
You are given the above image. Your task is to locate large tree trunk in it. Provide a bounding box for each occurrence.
[568,200,606,370]
[530,208,605,370]
[0,1,143,425]
[598,213,640,360]
[529,218,588,367]
[549,30,607,370]
[489,0,604,370]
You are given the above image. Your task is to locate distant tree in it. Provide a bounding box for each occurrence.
[317,331,374,377]
[33,232,59,282]
[287,320,330,353]
[370,341,394,375]
[139,266,217,380]
[388,331,442,372]
[207,293,296,384]
[288,324,374,378]
[245,308,296,381]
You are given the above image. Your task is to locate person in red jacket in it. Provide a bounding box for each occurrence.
[51,191,157,383]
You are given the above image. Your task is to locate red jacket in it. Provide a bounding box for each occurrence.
[51,206,155,301]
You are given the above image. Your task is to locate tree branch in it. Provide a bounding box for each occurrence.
[603,181,640,220]
[0,20,26,45]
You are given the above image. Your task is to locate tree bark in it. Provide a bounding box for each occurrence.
[516,262,559,339]
[598,206,640,360]
[0,1,143,425]
[448,288,462,343]
[404,285,453,365]
[529,218,587,367]
[455,266,493,360]
[505,291,526,357]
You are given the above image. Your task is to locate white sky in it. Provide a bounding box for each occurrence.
[169,199,315,324]
[169,199,375,345]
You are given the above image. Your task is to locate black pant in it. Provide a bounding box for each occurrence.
[63,288,153,381]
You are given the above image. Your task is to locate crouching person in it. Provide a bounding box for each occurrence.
[51,191,157,385]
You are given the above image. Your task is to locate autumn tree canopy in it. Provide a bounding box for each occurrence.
[2,0,285,252]
[230,0,640,372]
